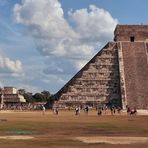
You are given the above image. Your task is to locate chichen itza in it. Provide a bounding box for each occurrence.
[52,25,148,109]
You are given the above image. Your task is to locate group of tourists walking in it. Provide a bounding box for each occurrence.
[41,104,137,116]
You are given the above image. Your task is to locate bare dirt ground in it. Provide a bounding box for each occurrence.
[0,109,148,148]
[0,135,34,140]
[76,136,148,144]
[136,110,148,115]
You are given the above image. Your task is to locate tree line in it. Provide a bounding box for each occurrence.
[18,89,54,106]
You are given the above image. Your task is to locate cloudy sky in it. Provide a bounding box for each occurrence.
[0,0,148,93]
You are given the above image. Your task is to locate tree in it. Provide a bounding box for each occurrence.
[41,91,51,100]
[33,93,45,102]
[18,89,34,103]
[24,92,34,103]
[45,95,54,109]
[18,89,26,95]
[18,89,53,104]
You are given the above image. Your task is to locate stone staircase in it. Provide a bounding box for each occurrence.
[54,42,122,108]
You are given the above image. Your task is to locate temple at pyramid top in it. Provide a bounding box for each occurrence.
[48,25,148,109]
[114,24,148,41]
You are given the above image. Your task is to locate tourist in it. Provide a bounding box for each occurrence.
[75,107,79,115]
[104,105,108,115]
[113,106,116,115]
[117,106,121,114]
[85,106,89,114]
[130,107,137,115]
[55,107,58,115]
[53,107,58,115]
[97,107,102,115]
[42,105,45,115]
[110,106,113,115]
[127,106,131,115]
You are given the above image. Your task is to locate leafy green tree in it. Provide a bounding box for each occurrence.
[33,93,45,102]
[41,91,51,101]
[24,92,35,103]
[18,89,26,95]
[18,89,34,103]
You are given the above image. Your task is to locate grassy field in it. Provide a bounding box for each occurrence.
[0,109,148,148]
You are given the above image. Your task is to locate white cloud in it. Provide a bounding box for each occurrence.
[16,83,41,93]
[13,0,118,73]
[0,55,23,74]
[69,5,118,42]
[13,0,79,58]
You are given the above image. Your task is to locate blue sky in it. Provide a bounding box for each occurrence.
[0,0,148,94]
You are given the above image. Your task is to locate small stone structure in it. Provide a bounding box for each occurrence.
[52,25,148,109]
[0,87,26,108]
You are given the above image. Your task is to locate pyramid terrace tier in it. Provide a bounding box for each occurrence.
[69,85,119,89]
[80,72,119,79]
[60,94,120,101]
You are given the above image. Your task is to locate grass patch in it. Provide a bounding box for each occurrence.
[15,131,33,135]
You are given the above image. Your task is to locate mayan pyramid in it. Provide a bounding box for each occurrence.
[52,25,148,109]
